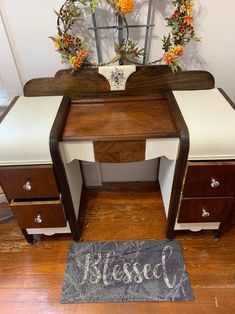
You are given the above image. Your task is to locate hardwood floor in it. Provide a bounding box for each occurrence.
[0,182,235,313]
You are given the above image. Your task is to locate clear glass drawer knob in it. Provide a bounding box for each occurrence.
[202,208,210,218]
[210,178,220,188]
[23,181,32,191]
[34,213,43,224]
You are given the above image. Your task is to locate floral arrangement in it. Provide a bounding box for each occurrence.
[162,0,199,72]
[50,0,199,72]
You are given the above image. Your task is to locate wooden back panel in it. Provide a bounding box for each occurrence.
[24,65,215,99]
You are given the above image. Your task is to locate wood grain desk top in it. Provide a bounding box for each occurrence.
[62,96,178,141]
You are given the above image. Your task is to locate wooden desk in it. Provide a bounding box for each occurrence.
[1,65,222,242]
[21,65,216,241]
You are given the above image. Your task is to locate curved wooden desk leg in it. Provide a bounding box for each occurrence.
[50,97,80,242]
[166,92,189,240]
[21,229,35,244]
[213,223,224,241]
[166,146,188,239]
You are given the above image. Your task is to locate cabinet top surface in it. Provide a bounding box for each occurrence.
[62,96,178,141]
[0,96,63,166]
[173,88,235,160]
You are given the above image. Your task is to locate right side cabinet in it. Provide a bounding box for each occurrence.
[178,161,235,225]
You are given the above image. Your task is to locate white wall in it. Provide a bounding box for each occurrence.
[0,10,22,104]
[192,1,235,102]
[0,0,235,101]
[0,0,65,88]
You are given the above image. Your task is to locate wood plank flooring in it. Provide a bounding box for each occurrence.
[0,182,235,314]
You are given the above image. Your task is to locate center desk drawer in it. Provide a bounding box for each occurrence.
[178,197,233,223]
[0,165,59,199]
[183,163,235,197]
[94,140,146,163]
[10,199,67,228]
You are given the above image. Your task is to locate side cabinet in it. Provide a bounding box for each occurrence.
[172,88,235,235]
[0,165,67,230]
[177,162,235,228]
[0,95,79,243]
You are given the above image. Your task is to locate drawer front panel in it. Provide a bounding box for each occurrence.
[183,164,235,197]
[0,165,59,199]
[94,140,146,163]
[178,197,233,223]
[10,199,67,228]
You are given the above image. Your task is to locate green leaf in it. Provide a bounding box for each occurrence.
[90,0,99,14]
[162,34,171,52]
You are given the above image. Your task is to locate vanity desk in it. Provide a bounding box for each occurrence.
[1,65,234,242]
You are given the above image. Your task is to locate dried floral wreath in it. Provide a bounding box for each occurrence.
[50,0,199,72]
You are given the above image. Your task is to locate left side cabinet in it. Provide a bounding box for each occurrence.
[0,165,67,230]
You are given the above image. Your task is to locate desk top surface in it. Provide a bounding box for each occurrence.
[173,88,235,160]
[0,96,63,165]
[62,96,178,141]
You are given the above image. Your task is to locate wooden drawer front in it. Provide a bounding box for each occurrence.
[10,200,67,228]
[178,197,233,223]
[183,164,235,197]
[0,165,59,199]
[94,140,146,163]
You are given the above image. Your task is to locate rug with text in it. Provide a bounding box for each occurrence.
[61,240,193,303]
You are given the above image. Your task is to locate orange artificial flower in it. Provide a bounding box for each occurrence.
[116,0,134,14]
[172,45,184,57]
[163,52,176,65]
[79,49,88,58]
[69,49,88,69]
[63,35,71,46]
[184,15,194,26]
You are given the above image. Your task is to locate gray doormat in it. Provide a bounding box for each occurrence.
[61,240,193,303]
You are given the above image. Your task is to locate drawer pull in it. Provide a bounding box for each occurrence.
[202,208,210,218]
[34,213,43,224]
[210,178,220,188]
[23,181,32,191]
